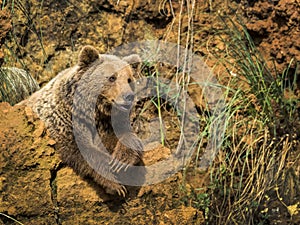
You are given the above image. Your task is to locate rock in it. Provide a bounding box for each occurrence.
[0,103,58,224]
[244,0,300,83]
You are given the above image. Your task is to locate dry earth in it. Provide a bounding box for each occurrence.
[0,0,11,66]
[0,103,205,224]
[0,0,299,224]
[1,0,299,85]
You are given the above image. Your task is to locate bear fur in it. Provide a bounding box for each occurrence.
[22,45,143,196]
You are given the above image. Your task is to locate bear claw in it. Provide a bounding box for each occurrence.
[109,158,127,173]
[116,185,127,197]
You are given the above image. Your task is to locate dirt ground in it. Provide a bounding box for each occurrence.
[243,0,300,89]
[0,0,11,66]
[0,0,299,224]
[0,103,206,224]
[1,0,299,85]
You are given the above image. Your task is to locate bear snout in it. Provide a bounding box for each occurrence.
[113,92,135,112]
[123,93,134,103]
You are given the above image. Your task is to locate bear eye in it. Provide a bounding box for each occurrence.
[108,75,116,82]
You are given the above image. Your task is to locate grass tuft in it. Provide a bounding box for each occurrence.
[0,67,39,105]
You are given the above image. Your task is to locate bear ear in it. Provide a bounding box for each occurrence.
[123,54,142,71]
[78,45,100,68]
[122,54,142,65]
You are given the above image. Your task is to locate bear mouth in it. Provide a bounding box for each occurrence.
[115,102,132,112]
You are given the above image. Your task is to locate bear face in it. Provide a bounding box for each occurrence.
[77,46,139,116]
[94,60,135,113]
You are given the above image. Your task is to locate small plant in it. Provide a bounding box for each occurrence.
[194,192,210,220]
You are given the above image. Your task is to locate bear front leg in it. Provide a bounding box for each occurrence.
[109,132,143,173]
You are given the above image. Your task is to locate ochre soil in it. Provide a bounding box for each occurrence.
[0,103,206,224]
[1,0,299,85]
[243,0,300,88]
[0,0,299,224]
[0,0,11,66]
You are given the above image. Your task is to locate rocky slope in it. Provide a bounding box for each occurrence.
[0,103,205,224]
[0,0,299,224]
[1,0,299,85]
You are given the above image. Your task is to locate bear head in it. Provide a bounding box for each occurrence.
[77,45,141,116]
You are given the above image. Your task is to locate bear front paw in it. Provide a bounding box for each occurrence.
[119,132,144,152]
[109,147,141,173]
[105,183,127,197]
[109,133,143,173]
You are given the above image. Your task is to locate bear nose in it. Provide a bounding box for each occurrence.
[124,93,134,102]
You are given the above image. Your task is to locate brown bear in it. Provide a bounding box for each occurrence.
[21,45,143,197]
